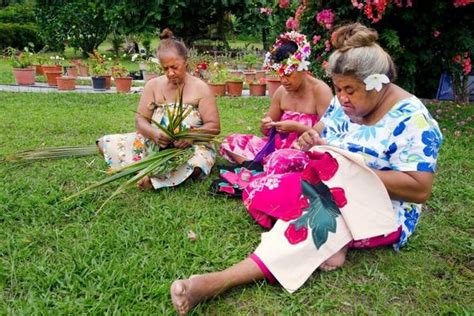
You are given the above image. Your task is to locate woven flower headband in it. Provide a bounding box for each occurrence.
[263,31,311,76]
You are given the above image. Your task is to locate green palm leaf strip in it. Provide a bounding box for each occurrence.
[63,147,194,211]
[2,145,99,163]
[293,181,342,249]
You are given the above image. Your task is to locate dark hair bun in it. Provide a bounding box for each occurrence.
[160,28,174,40]
[331,23,378,52]
[273,41,298,63]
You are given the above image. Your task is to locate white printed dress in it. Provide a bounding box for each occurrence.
[99,103,216,189]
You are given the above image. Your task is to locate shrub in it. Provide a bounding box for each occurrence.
[0,22,43,50]
[276,1,474,98]
[0,3,36,23]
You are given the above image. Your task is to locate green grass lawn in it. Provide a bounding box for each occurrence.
[0,92,473,314]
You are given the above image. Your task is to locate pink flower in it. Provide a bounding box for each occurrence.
[463,57,472,75]
[453,0,472,7]
[285,17,299,30]
[285,223,308,244]
[433,30,441,38]
[312,35,322,44]
[316,9,335,29]
[321,60,329,69]
[329,187,348,208]
[260,7,273,16]
[279,0,290,9]
[453,55,462,63]
[324,39,332,52]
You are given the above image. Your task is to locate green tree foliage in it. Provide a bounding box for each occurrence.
[295,1,474,98]
[34,0,254,55]
[0,2,42,49]
[36,0,111,55]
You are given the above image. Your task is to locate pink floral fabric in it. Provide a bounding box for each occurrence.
[220,110,319,163]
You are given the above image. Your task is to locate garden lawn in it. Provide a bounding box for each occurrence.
[0,92,473,314]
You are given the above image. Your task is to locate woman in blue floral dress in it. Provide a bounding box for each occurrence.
[170,23,442,314]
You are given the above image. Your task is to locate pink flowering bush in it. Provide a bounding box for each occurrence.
[273,0,474,100]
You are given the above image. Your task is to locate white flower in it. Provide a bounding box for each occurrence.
[297,60,310,71]
[265,177,280,190]
[364,74,390,92]
[131,54,139,62]
[149,57,159,64]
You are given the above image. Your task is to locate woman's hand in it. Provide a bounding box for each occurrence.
[173,139,193,149]
[152,129,172,148]
[296,128,326,150]
[260,116,274,131]
[270,120,300,133]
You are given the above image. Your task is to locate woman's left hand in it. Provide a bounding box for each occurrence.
[173,139,193,149]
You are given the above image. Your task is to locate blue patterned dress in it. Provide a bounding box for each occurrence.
[321,96,443,250]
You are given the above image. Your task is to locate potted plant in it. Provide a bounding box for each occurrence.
[249,77,267,96]
[72,59,89,77]
[7,47,35,86]
[112,65,133,93]
[242,53,258,84]
[266,69,281,97]
[207,62,228,97]
[56,76,76,91]
[226,74,244,97]
[88,50,111,90]
[41,55,64,81]
[143,58,162,83]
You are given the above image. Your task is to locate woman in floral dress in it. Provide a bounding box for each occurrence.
[220,31,332,165]
[97,29,220,190]
[171,23,442,314]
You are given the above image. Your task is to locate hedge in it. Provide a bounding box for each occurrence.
[0,22,43,50]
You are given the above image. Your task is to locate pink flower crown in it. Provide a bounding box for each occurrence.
[263,31,311,76]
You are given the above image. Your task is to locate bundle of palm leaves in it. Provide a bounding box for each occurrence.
[2,88,218,210]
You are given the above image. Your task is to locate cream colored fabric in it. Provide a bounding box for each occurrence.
[254,146,398,293]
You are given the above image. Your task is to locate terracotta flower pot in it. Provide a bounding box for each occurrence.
[243,71,256,84]
[102,74,112,89]
[249,83,267,96]
[114,77,133,93]
[44,70,63,86]
[78,65,89,77]
[64,66,78,77]
[266,77,282,97]
[226,80,243,97]
[33,64,43,76]
[255,70,266,81]
[13,68,35,85]
[57,76,76,90]
[208,83,226,96]
[41,65,62,78]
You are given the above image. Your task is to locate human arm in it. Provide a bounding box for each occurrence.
[260,87,284,135]
[135,79,172,148]
[372,170,434,203]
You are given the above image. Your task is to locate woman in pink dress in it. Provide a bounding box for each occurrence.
[220,31,332,165]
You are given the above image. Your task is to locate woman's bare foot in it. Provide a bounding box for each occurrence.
[320,246,348,272]
[137,175,154,190]
[171,276,208,315]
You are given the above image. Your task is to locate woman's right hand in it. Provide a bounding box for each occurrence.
[152,129,172,148]
[296,128,326,151]
[260,116,274,131]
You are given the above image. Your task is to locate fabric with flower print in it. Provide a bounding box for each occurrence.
[250,146,398,293]
[321,96,442,250]
[100,104,216,190]
[220,110,319,163]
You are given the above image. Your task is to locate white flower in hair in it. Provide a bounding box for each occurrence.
[364,74,390,92]
[297,60,310,71]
